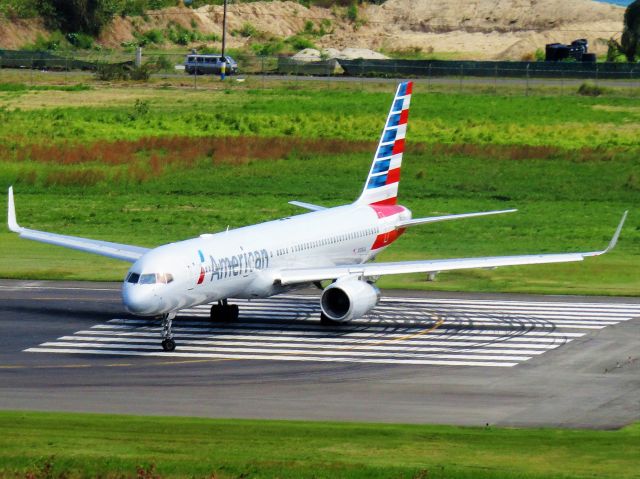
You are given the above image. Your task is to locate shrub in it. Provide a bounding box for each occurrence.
[166,23,202,45]
[251,38,285,56]
[347,1,358,22]
[94,63,130,81]
[22,31,68,51]
[129,64,152,81]
[149,55,174,72]
[304,20,315,34]
[577,82,604,97]
[94,63,151,81]
[285,34,317,51]
[66,32,94,49]
[234,22,258,38]
[134,28,164,46]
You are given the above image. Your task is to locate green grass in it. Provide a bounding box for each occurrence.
[0,84,639,294]
[0,412,638,479]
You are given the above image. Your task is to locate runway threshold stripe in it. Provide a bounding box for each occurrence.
[23,348,518,367]
[54,336,553,355]
[90,326,576,344]
[37,341,531,361]
[88,326,586,340]
[69,330,569,348]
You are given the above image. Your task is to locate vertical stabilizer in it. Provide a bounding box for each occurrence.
[355,81,412,206]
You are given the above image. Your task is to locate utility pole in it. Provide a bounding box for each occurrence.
[220,0,228,80]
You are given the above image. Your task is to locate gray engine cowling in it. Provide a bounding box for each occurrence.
[320,279,380,322]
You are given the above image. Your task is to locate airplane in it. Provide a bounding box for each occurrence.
[7,81,627,352]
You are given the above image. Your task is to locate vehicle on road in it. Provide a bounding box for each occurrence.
[7,81,627,352]
[184,54,238,75]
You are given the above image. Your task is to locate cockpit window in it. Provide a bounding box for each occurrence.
[127,272,173,284]
[157,273,174,284]
[139,273,157,285]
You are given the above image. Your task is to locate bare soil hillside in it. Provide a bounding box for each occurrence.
[0,0,626,60]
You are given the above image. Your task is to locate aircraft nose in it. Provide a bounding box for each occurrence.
[122,284,158,315]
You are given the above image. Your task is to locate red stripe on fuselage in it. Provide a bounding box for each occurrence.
[371,227,406,250]
[197,267,205,285]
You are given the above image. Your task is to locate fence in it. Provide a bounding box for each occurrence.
[2,49,639,94]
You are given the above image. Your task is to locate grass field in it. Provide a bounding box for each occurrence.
[0,412,638,479]
[0,81,639,294]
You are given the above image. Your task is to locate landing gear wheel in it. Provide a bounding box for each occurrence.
[229,304,239,321]
[160,312,176,352]
[161,338,176,352]
[320,312,340,326]
[210,301,239,322]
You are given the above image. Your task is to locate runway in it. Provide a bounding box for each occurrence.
[1,280,639,428]
[24,295,640,368]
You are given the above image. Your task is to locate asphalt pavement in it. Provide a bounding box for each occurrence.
[0,279,638,428]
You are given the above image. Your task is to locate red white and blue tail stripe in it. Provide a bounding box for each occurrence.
[356,81,412,206]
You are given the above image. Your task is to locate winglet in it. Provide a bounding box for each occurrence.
[7,186,23,233]
[585,210,628,257]
[603,210,628,254]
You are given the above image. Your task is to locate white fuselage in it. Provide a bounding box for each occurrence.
[122,203,411,316]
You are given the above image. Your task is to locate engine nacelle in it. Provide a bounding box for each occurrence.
[320,278,380,322]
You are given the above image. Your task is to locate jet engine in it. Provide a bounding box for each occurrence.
[320,278,380,322]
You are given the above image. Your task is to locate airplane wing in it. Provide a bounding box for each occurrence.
[276,211,628,285]
[7,187,149,262]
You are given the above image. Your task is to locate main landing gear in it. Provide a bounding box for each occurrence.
[160,312,176,352]
[210,299,239,322]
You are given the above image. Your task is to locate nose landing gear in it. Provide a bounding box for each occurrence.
[160,312,177,352]
[210,299,239,322]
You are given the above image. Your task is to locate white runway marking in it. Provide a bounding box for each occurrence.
[25,295,640,367]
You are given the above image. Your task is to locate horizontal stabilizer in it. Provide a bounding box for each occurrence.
[397,209,517,229]
[288,201,326,212]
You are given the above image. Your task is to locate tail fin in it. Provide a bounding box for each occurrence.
[355,81,412,206]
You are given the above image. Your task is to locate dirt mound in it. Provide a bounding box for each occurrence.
[358,0,624,59]
[0,17,48,50]
[1,0,626,61]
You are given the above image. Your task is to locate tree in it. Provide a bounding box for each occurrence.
[35,0,119,35]
[621,0,640,62]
